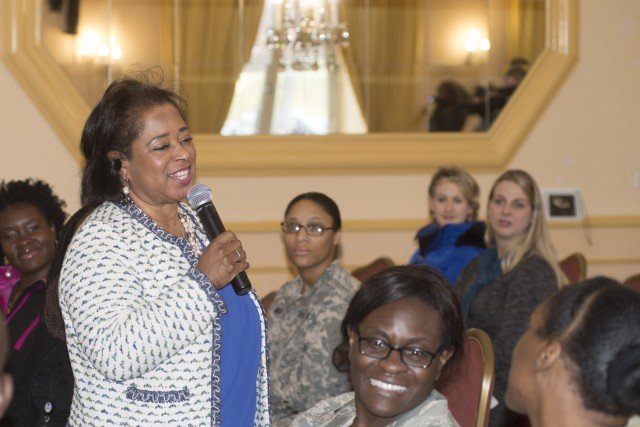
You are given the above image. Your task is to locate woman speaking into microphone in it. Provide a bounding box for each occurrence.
[46,74,269,426]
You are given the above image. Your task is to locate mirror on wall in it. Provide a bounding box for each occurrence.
[42,0,544,136]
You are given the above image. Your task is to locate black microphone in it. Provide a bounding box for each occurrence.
[187,184,252,295]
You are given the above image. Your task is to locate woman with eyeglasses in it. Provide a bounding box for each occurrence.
[457,169,564,427]
[268,192,360,426]
[292,265,463,427]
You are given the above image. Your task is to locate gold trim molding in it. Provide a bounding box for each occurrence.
[1,0,577,176]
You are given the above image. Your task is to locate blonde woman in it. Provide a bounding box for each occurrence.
[457,169,564,427]
[409,166,485,285]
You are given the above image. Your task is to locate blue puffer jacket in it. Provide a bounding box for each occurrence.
[409,221,486,285]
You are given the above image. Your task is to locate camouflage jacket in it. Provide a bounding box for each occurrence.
[290,390,459,427]
[268,260,360,426]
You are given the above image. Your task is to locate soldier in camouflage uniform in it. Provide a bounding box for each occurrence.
[269,193,360,426]
[290,265,464,427]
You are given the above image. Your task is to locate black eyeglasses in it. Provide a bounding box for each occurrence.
[280,221,336,236]
[357,331,444,369]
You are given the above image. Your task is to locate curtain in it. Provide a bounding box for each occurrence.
[340,1,426,132]
[506,0,545,64]
[178,0,264,133]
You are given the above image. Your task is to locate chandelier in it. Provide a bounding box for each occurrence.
[266,0,349,71]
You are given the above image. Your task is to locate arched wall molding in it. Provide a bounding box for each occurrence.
[1,0,577,176]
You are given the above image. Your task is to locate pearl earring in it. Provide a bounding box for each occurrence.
[122,178,130,196]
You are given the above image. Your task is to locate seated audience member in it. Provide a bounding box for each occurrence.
[292,265,463,426]
[457,169,564,427]
[506,277,640,427]
[269,192,360,425]
[0,179,73,425]
[409,166,485,284]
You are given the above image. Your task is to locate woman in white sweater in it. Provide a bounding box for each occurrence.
[46,75,270,426]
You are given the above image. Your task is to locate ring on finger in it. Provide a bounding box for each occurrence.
[235,248,242,262]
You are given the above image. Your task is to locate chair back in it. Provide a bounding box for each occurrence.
[351,257,394,282]
[437,328,495,427]
[559,252,587,284]
[623,274,640,292]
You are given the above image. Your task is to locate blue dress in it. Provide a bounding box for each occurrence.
[409,221,486,285]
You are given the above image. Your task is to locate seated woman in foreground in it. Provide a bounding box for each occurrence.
[292,265,464,427]
[506,276,640,427]
[457,169,565,427]
[409,166,485,285]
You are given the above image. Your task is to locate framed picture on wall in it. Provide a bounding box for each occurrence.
[542,189,583,220]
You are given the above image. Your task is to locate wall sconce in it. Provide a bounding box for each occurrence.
[464,30,490,65]
[77,31,122,64]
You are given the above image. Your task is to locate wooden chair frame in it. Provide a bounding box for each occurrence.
[559,252,587,284]
[467,328,495,427]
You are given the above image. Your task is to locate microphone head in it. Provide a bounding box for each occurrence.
[187,183,213,210]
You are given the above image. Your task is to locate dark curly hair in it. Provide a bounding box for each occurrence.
[0,179,67,262]
[538,276,640,417]
[334,265,464,382]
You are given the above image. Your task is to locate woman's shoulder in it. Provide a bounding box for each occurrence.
[398,390,459,427]
[504,253,558,293]
[415,222,439,240]
[327,263,360,293]
[65,202,154,265]
[270,278,300,310]
[290,392,355,427]
[76,201,130,231]
[511,253,555,277]
[310,263,360,307]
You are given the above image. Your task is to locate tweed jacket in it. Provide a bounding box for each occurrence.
[59,201,270,426]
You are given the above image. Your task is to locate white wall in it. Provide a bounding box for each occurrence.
[0,64,82,210]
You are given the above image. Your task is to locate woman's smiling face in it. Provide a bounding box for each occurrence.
[118,103,195,208]
[348,297,452,426]
[0,202,56,285]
